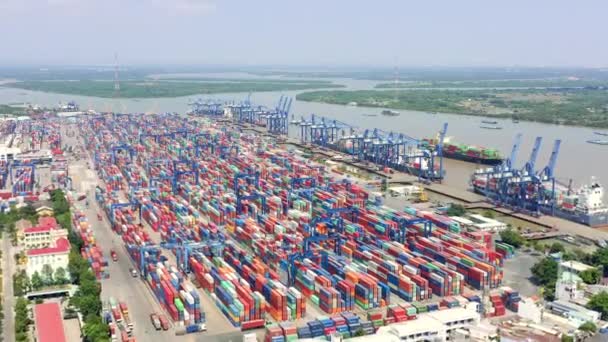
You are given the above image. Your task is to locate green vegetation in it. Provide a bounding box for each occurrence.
[578,321,597,333]
[499,228,525,248]
[14,297,32,342]
[0,104,25,115]
[13,270,30,297]
[376,79,608,89]
[587,291,608,320]
[296,88,608,128]
[580,268,601,285]
[46,189,108,341]
[549,242,566,254]
[531,257,559,300]
[5,79,342,99]
[446,203,466,217]
[482,210,496,219]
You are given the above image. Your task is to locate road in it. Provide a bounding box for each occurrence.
[63,124,177,342]
[2,236,14,342]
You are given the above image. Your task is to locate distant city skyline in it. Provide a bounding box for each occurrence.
[1,0,606,67]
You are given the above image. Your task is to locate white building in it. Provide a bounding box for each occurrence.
[517,296,543,324]
[549,300,601,327]
[26,237,70,277]
[377,307,481,341]
[560,260,596,276]
[468,214,508,232]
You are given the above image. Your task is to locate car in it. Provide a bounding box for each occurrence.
[150,313,161,330]
[129,268,138,278]
[110,249,118,262]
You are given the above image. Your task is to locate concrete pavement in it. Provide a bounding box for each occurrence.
[2,236,14,342]
[63,124,176,342]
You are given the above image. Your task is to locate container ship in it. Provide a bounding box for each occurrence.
[472,175,608,227]
[421,137,502,166]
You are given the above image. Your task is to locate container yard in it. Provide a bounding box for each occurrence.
[70,110,519,340]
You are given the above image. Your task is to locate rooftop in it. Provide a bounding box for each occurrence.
[427,307,480,324]
[38,216,58,228]
[34,302,67,342]
[560,260,596,273]
[379,315,444,337]
[24,225,53,234]
[27,237,70,256]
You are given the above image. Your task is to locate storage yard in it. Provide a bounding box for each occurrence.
[57,110,518,341]
[1,102,605,341]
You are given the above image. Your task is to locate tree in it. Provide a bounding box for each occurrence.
[561,335,574,342]
[499,228,525,248]
[54,267,68,285]
[579,268,601,285]
[578,321,597,333]
[549,242,565,254]
[31,271,43,290]
[56,212,72,230]
[446,204,466,217]
[587,291,608,320]
[531,257,559,300]
[41,264,54,286]
[68,250,89,283]
[82,315,110,342]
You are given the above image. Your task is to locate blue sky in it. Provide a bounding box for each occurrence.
[1,0,606,67]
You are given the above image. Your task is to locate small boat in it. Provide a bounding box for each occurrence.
[587,139,608,145]
[594,132,608,137]
[381,110,400,116]
[480,125,502,130]
[362,114,378,117]
[481,120,498,124]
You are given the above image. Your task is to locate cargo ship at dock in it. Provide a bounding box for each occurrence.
[472,175,608,227]
[421,137,502,166]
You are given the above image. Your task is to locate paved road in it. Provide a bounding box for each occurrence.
[2,236,14,342]
[63,124,176,342]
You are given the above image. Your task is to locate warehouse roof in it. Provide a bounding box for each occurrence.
[380,315,444,338]
[560,260,595,273]
[34,302,67,342]
[427,307,480,324]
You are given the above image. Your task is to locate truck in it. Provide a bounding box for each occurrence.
[158,314,169,331]
[150,313,161,330]
[112,308,122,323]
[111,249,118,262]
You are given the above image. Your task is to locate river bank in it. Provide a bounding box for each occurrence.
[295,88,608,129]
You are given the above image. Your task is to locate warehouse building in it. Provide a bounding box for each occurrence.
[468,214,508,232]
[376,307,481,341]
[34,302,67,342]
[549,300,600,326]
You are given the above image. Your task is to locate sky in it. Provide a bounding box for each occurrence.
[0,0,606,67]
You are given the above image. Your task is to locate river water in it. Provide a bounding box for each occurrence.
[0,76,606,192]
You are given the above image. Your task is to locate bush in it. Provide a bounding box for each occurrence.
[499,228,525,248]
[587,291,608,320]
[578,321,597,333]
[446,204,466,217]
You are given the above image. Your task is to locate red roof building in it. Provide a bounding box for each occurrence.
[38,216,58,228]
[26,237,70,256]
[34,302,67,342]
